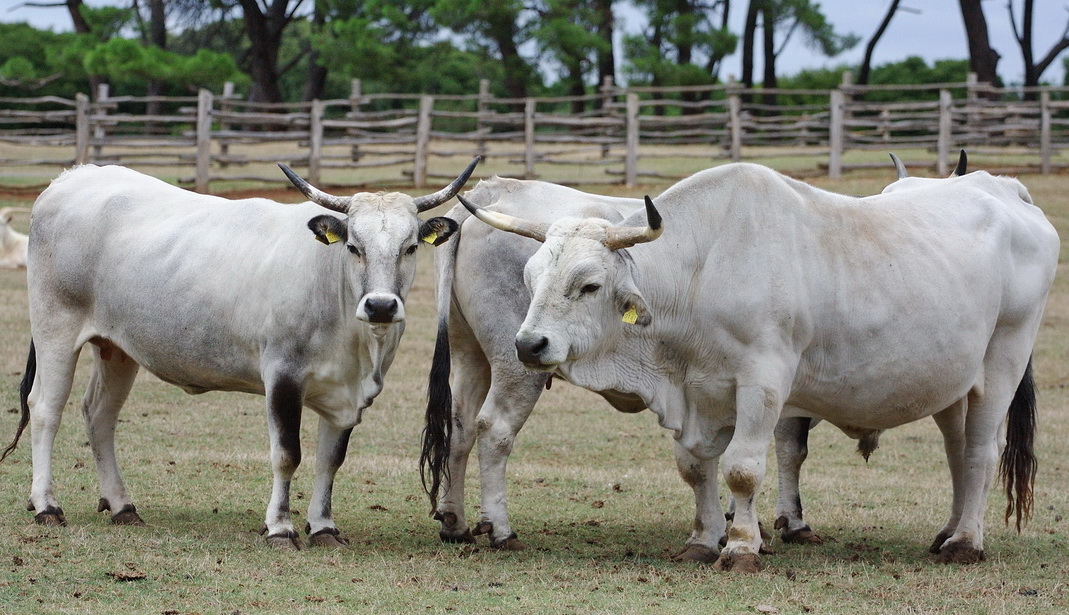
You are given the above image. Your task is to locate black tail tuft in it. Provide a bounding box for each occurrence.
[419,320,452,514]
[1,340,35,463]
[1000,358,1037,533]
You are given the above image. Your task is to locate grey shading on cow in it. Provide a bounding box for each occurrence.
[449,159,1059,571]
[421,177,838,558]
[0,157,479,549]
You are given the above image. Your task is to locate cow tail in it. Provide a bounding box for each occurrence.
[1000,357,1037,533]
[419,228,459,514]
[1,339,35,463]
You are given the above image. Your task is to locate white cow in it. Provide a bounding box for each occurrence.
[0,158,478,549]
[0,207,30,269]
[422,177,864,557]
[450,161,1059,571]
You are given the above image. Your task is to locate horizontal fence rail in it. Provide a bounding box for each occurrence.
[2,76,1069,191]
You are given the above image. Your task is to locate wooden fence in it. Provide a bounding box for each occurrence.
[2,76,1068,191]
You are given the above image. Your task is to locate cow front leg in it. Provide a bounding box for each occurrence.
[473,376,544,550]
[83,345,143,525]
[773,417,821,545]
[715,383,784,573]
[262,375,304,550]
[671,442,725,563]
[305,419,353,547]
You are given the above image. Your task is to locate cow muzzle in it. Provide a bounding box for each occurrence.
[515,333,556,371]
[358,292,405,324]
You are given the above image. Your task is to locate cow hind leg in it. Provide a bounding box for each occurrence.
[261,373,304,550]
[83,343,143,525]
[929,399,968,554]
[435,342,491,544]
[25,341,82,526]
[305,419,353,547]
[773,417,822,545]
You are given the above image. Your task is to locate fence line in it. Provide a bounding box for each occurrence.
[3,74,1069,191]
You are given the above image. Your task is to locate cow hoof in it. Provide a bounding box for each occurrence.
[490,534,525,551]
[928,531,952,554]
[265,534,303,551]
[781,527,823,545]
[111,510,146,526]
[309,531,349,548]
[713,551,764,573]
[34,508,67,527]
[472,521,493,536]
[935,541,984,564]
[671,544,719,563]
[440,529,476,544]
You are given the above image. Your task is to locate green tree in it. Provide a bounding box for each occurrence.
[430,0,541,98]
[625,0,737,87]
[532,0,612,109]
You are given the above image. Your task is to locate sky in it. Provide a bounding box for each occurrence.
[3,0,1067,87]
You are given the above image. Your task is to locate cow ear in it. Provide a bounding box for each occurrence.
[308,215,348,246]
[419,217,459,247]
[615,291,652,326]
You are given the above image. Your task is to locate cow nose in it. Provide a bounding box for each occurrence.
[515,335,549,366]
[364,297,398,323]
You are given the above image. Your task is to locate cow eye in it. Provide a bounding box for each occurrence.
[405,244,418,256]
[580,283,601,295]
[347,244,361,257]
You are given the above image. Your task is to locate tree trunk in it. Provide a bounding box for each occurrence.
[760,4,777,106]
[741,0,759,90]
[594,0,615,88]
[238,0,289,103]
[302,0,328,101]
[146,0,166,117]
[958,0,1001,87]
[857,0,900,86]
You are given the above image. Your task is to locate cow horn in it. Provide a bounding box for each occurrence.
[952,149,967,176]
[277,163,351,213]
[889,153,909,179]
[603,196,663,251]
[456,193,549,243]
[413,156,483,213]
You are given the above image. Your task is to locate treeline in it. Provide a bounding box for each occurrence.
[1,0,1065,104]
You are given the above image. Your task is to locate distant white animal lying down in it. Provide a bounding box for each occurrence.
[0,206,30,269]
[449,157,1059,571]
[0,158,479,549]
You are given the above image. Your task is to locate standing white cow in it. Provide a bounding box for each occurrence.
[0,207,31,269]
[422,177,860,556]
[447,161,1059,571]
[1,158,478,549]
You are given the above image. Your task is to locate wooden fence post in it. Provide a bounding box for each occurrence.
[625,92,639,188]
[93,83,109,160]
[524,98,536,179]
[75,93,90,165]
[309,99,324,185]
[1040,90,1052,174]
[477,79,490,158]
[728,87,742,162]
[937,89,953,176]
[828,89,844,179]
[195,88,213,193]
[414,95,433,188]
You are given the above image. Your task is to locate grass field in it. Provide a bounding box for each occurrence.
[0,153,1066,614]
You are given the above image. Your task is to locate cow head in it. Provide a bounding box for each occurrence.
[278,157,479,324]
[458,193,662,370]
[883,150,968,193]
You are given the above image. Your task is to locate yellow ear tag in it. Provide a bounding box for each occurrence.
[422,231,439,245]
[622,306,639,325]
[323,230,342,245]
